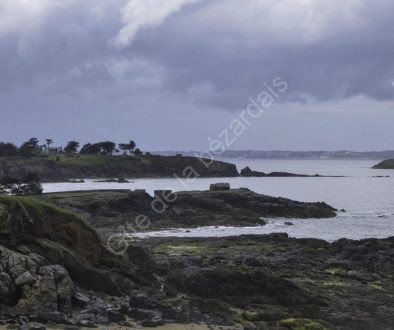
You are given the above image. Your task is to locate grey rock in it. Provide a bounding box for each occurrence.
[37,311,67,323]
[141,315,164,327]
[72,291,90,307]
[128,308,162,321]
[209,183,230,191]
[129,293,158,309]
[18,322,46,330]
[106,308,125,322]
[14,272,36,287]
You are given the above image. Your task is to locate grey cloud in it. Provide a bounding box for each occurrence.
[0,0,393,149]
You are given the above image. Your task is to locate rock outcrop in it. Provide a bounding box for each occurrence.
[0,196,159,327]
[240,166,323,177]
[38,188,337,236]
[144,234,394,329]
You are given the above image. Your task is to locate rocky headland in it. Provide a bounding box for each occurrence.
[0,155,347,183]
[0,155,239,182]
[37,186,337,237]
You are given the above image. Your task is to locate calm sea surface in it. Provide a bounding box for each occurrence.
[43,159,394,241]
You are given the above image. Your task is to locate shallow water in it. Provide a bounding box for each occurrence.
[43,159,394,241]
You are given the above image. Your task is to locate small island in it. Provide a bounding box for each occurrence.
[373,159,394,169]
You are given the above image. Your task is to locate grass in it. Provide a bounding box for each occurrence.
[153,244,208,256]
[277,318,327,330]
[368,281,384,291]
[0,195,81,221]
[0,154,144,167]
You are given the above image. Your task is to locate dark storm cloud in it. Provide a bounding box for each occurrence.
[0,0,393,149]
[131,0,394,109]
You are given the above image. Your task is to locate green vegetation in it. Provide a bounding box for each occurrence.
[373,159,394,169]
[277,318,327,330]
[369,281,384,291]
[0,195,79,220]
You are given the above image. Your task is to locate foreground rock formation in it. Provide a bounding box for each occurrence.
[0,155,239,182]
[142,234,394,330]
[0,195,393,329]
[0,196,162,328]
[38,187,337,236]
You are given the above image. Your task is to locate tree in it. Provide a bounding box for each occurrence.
[134,148,143,156]
[19,138,40,157]
[45,139,53,148]
[100,141,116,155]
[0,142,18,157]
[128,140,136,155]
[80,143,96,154]
[64,141,80,154]
[118,143,128,156]
[45,139,54,156]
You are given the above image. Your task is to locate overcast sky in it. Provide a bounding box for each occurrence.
[0,0,393,151]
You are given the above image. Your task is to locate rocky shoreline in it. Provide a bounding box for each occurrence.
[37,186,337,237]
[1,189,392,330]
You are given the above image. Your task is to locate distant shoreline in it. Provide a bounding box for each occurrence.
[154,150,394,160]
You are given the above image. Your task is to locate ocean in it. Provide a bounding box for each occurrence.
[43,159,394,241]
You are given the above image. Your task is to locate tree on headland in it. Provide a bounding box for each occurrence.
[134,148,143,156]
[46,139,53,148]
[64,141,80,154]
[80,143,99,154]
[80,141,117,155]
[100,141,116,155]
[19,138,40,157]
[118,143,128,156]
[0,142,18,157]
[128,140,136,155]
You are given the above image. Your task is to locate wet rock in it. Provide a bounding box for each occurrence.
[129,293,159,309]
[18,322,46,330]
[37,311,67,324]
[106,308,125,322]
[141,315,164,327]
[77,318,97,328]
[72,291,90,307]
